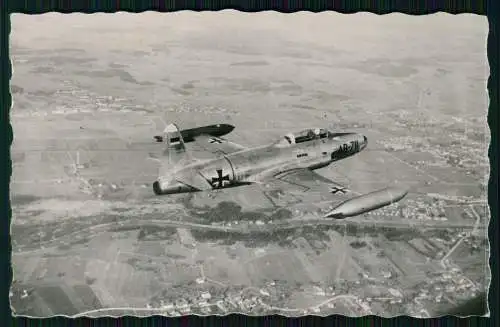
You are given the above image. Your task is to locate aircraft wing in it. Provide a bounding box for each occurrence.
[188,134,247,157]
[249,166,355,210]
[256,167,408,218]
[272,168,353,195]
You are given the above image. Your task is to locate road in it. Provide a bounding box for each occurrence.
[13,213,483,255]
[259,294,359,314]
[440,237,465,264]
[72,306,169,318]
[273,217,481,232]
[71,293,360,317]
[469,205,483,235]
[440,204,484,265]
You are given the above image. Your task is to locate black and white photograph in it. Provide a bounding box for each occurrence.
[9,12,489,317]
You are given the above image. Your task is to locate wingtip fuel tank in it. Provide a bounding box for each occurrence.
[324,186,409,219]
[154,123,234,143]
[181,124,235,142]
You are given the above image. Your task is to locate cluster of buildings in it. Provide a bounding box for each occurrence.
[147,288,267,316]
[462,234,486,251]
[141,261,483,317]
[213,220,269,228]
[367,204,402,218]
[399,198,448,222]
[377,131,486,171]
[150,291,213,315]
[366,196,449,223]
[144,281,346,316]
[13,79,127,118]
[45,80,153,116]
[364,288,404,307]
[413,266,480,309]
[377,136,432,152]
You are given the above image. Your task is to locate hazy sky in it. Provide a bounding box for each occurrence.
[9,12,489,135]
[11,12,487,58]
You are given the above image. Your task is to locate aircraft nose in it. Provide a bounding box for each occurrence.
[224,124,235,134]
[362,135,368,150]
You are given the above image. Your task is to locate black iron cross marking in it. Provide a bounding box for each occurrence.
[209,137,223,144]
[211,169,230,188]
[330,186,348,194]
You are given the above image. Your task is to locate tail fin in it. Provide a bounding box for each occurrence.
[160,124,195,174]
[164,124,184,150]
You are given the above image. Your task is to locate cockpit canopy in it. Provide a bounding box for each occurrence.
[278,128,329,146]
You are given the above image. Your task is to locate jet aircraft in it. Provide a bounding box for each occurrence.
[152,124,408,219]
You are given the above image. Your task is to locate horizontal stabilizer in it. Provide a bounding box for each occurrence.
[190,134,247,156]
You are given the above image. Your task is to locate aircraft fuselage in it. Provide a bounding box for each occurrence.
[153,132,367,195]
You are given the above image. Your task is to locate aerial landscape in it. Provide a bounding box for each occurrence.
[9,12,489,317]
